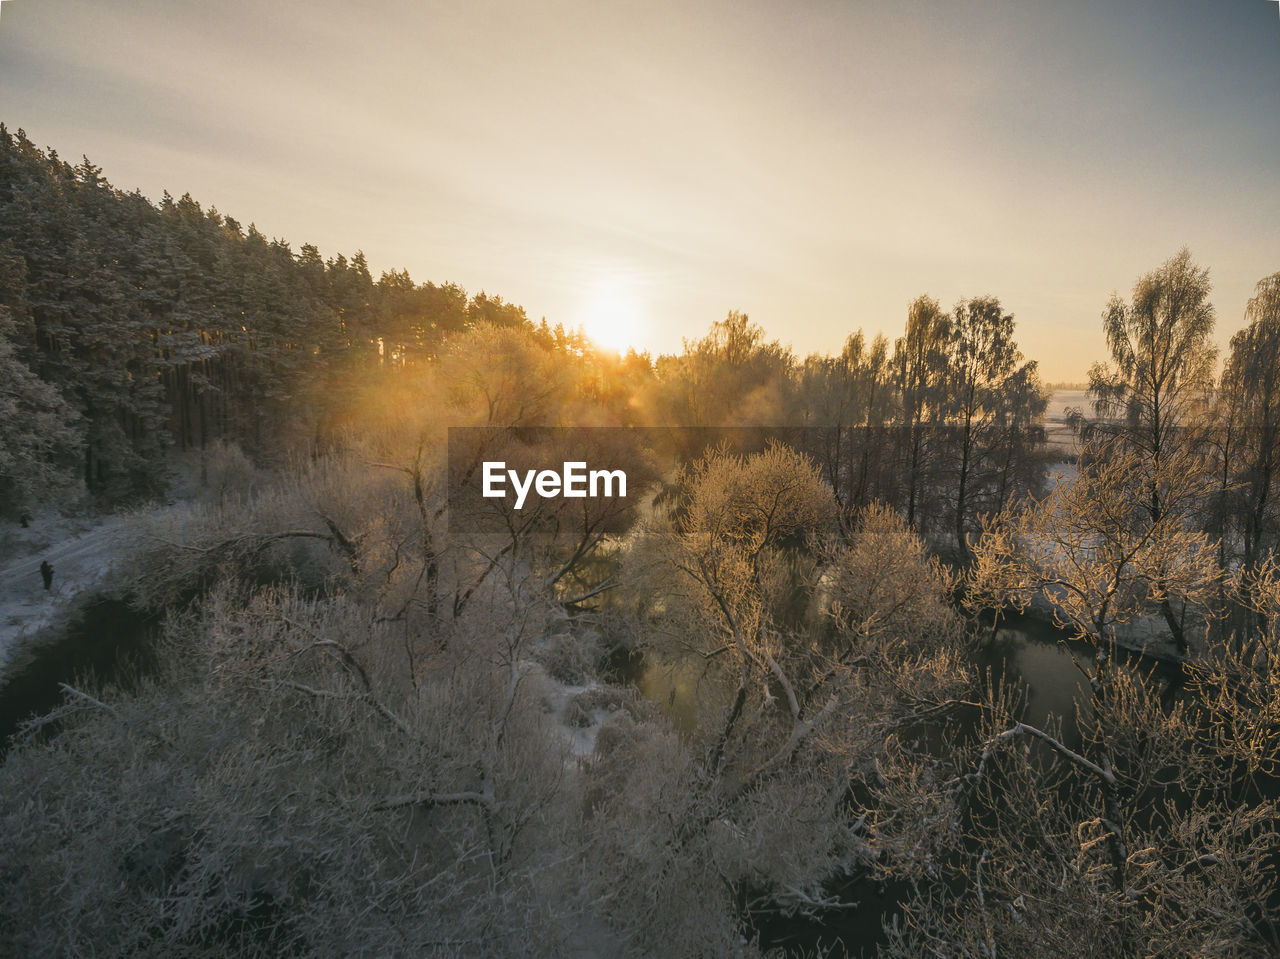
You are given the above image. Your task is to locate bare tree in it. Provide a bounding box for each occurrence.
[943,295,1047,563]
[1087,249,1218,649]
[1214,272,1280,576]
[1089,248,1217,465]
[902,437,1280,958]
[893,296,950,533]
[793,330,894,513]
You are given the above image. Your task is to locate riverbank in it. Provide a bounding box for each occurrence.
[0,510,139,678]
[0,596,160,753]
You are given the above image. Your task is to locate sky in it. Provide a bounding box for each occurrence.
[0,0,1277,380]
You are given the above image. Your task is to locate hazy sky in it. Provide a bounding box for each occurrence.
[1,0,1277,379]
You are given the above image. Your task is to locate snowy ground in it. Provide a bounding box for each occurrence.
[0,511,136,677]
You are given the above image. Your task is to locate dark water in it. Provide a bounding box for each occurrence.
[633,612,1183,743]
[0,596,159,755]
[980,612,1185,737]
[982,616,1091,730]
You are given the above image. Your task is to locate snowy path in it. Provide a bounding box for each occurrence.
[0,513,135,676]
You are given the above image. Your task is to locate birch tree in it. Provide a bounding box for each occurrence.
[1215,272,1280,575]
[1087,249,1218,648]
[943,295,1047,563]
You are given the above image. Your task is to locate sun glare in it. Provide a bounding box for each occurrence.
[579,277,644,354]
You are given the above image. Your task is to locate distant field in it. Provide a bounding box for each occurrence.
[1045,389,1089,453]
[1046,389,1089,424]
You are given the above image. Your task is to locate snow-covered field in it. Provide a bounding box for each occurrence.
[1045,388,1087,455]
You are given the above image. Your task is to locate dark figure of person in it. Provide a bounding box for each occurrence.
[20,513,31,528]
[40,560,53,592]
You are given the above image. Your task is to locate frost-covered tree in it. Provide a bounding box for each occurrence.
[1213,271,1280,575]
[1089,248,1217,466]
[882,654,1279,958]
[3,443,618,955]
[647,311,794,435]
[0,306,82,514]
[1082,249,1219,648]
[970,437,1220,655]
[920,438,1275,957]
[596,445,970,950]
[0,582,591,957]
[793,330,895,514]
[882,559,1280,959]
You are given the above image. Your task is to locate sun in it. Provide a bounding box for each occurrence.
[578,277,644,354]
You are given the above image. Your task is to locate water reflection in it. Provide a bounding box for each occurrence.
[979,612,1185,733]
[979,614,1093,743]
[631,652,728,736]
